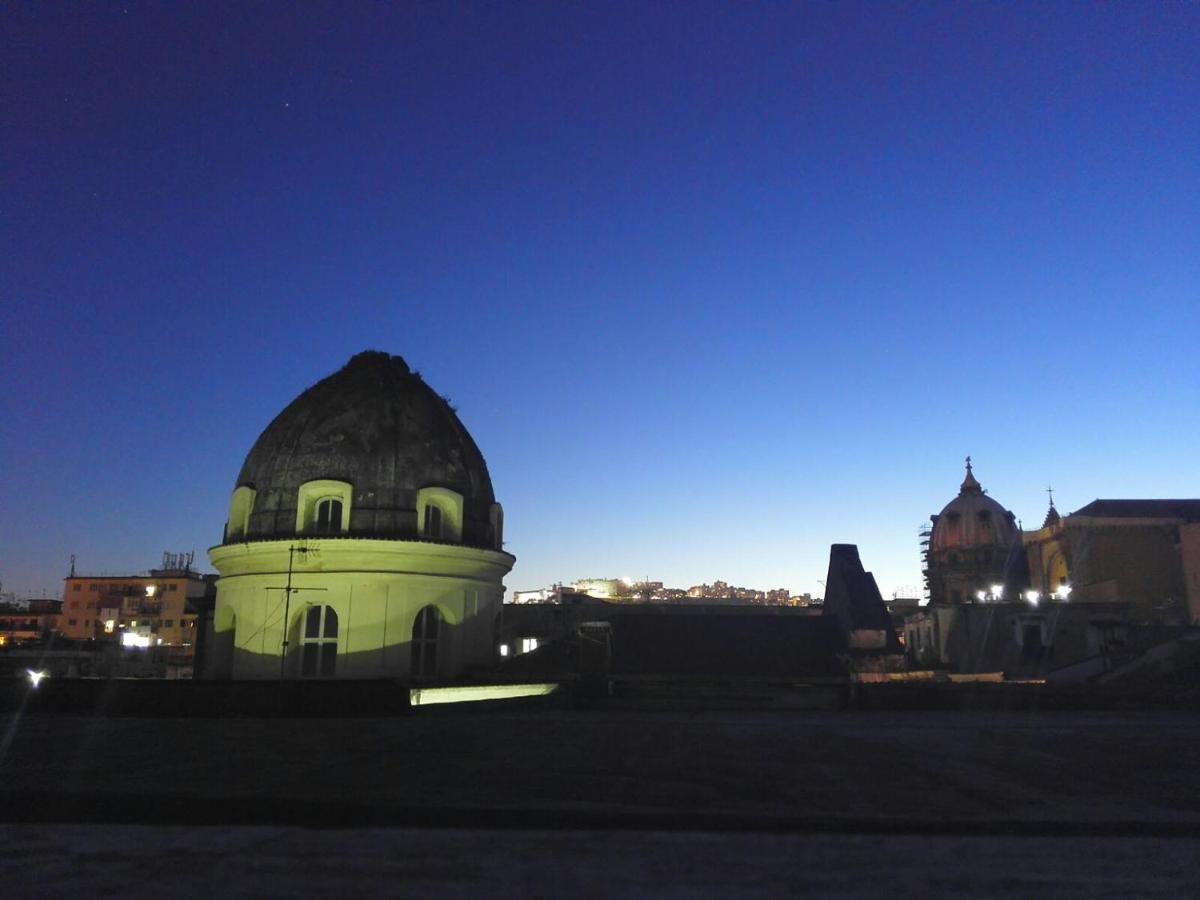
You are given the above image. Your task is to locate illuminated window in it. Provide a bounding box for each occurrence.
[411,606,441,678]
[498,644,509,657]
[227,485,257,539]
[416,487,462,542]
[296,480,352,534]
[423,504,442,539]
[300,605,338,678]
[520,637,539,654]
[314,498,344,534]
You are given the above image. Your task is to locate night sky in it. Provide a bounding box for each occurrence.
[3,3,1197,599]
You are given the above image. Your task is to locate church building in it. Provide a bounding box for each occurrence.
[206,351,514,681]
[923,458,1028,605]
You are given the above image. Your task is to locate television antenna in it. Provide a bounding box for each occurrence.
[264,543,326,681]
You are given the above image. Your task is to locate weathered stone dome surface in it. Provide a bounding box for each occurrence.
[233,351,497,545]
[929,461,1019,552]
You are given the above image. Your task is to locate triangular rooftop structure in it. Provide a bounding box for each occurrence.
[821,544,900,651]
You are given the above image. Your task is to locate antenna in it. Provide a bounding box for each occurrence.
[275,542,323,681]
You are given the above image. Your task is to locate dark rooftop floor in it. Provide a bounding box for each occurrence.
[3,708,1199,895]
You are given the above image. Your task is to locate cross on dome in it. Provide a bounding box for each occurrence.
[960,455,981,494]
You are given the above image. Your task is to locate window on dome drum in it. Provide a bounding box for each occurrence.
[411,606,440,678]
[301,605,338,677]
[423,504,442,539]
[313,498,343,534]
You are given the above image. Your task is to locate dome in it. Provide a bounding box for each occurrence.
[227,350,499,547]
[929,459,1019,553]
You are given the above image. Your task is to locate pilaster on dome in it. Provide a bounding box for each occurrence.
[960,456,982,494]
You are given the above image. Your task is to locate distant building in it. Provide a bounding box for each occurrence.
[511,588,558,604]
[923,459,1029,604]
[498,545,895,680]
[60,562,209,654]
[1024,499,1200,625]
[909,466,1200,677]
[565,579,793,605]
[0,598,61,647]
[572,578,634,600]
[903,599,1140,679]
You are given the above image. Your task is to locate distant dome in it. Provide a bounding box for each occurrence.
[929,459,1019,552]
[231,351,497,546]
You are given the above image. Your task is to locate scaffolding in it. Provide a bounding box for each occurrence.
[919,523,932,603]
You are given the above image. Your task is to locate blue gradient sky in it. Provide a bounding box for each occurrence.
[3,3,1198,598]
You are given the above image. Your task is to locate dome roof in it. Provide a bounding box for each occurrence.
[929,459,1019,552]
[231,351,497,545]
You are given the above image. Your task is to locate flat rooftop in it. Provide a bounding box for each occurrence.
[3,708,1199,895]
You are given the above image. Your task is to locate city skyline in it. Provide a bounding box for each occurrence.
[4,4,1198,599]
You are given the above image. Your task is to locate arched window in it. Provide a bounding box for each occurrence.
[423,504,442,539]
[314,498,343,534]
[227,486,257,540]
[411,606,441,678]
[301,605,338,677]
[295,480,352,534]
[416,487,462,542]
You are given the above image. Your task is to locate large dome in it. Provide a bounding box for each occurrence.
[228,350,498,547]
[929,459,1019,552]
